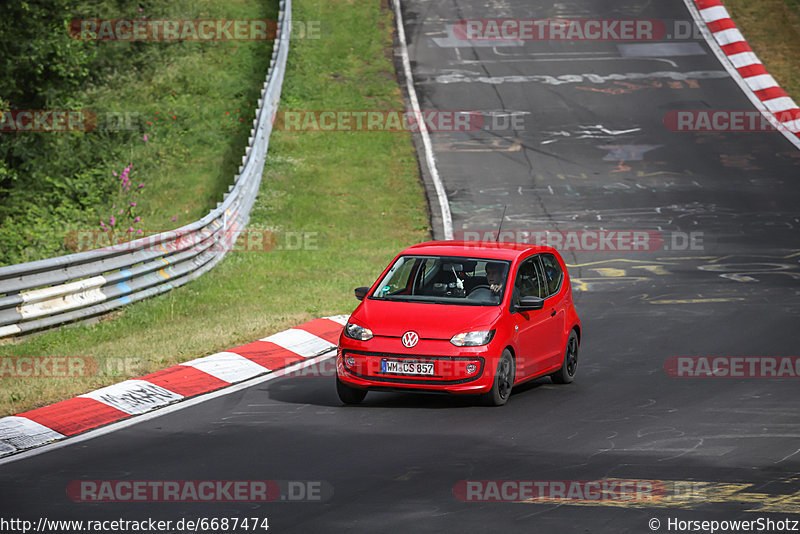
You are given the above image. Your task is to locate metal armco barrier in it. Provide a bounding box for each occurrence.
[0,0,292,340]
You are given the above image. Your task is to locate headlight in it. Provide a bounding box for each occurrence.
[344,322,373,341]
[450,330,495,347]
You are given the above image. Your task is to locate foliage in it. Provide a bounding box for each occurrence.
[0,0,274,266]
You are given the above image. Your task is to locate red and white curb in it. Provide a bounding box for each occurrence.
[0,315,348,459]
[689,0,800,147]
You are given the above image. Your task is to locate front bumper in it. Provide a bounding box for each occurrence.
[336,337,498,394]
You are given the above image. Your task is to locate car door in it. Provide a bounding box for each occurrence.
[538,253,567,369]
[510,255,561,378]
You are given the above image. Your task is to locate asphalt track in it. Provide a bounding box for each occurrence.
[2,0,799,532]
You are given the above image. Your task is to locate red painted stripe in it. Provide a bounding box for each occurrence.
[707,19,736,33]
[774,108,800,122]
[699,1,799,141]
[296,318,344,345]
[755,86,788,102]
[737,64,767,79]
[230,340,304,369]
[721,41,751,56]
[775,108,800,123]
[695,0,723,9]
[20,397,128,436]
[139,366,229,397]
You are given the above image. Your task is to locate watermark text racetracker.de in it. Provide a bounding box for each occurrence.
[1,110,144,132]
[664,356,800,378]
[454,479,666,502]
[0,356,94,378]
[67,479,332,503]
[272,110,525,132]
[452,19,705,41]
[65,229,320,253]
[664,110,800,133]
[69,19,322,40]
[1,110,96,132]
[454,230,704,252]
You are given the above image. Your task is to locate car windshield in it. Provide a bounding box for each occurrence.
[370,255,511,306]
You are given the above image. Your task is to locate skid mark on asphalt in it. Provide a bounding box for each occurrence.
[434,137,522,152]
[575,78,701,95]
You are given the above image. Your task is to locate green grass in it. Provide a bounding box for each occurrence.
[724,0,800,102]
[0,0,278,264]
[0,0,430,416]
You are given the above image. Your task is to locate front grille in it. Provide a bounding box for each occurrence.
[342,350,485,385]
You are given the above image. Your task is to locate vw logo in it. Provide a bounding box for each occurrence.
[401,331,419,348]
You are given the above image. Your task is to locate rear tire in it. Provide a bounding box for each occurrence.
[483,349,515,406]
[336,376,367,404]
[550,330,579,384]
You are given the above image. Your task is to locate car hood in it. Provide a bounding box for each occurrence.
[350,299,503,339]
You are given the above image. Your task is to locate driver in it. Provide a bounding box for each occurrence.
[485,262,505,295]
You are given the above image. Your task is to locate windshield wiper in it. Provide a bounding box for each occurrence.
[380,296,438,303]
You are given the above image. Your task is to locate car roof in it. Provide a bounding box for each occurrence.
[399,241,558,261]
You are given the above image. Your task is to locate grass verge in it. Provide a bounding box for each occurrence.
[0,0,430,416]
[723,0,800,101]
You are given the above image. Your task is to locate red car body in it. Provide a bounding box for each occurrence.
[336,241,582,405]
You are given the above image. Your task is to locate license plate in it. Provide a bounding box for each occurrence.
[381,359,435,376]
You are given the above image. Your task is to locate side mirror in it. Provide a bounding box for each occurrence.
[354,287,369,301]
[516,296,544,311]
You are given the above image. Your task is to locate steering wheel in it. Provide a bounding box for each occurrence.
[469,285,491,293]
[466,285,493,300]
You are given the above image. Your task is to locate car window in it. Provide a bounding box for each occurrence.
[384,257,417,294]
[539,253,563,296]
[371,255,511,306]
[513,257,545,300]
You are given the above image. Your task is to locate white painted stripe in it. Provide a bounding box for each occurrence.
[679,0,800,150]
[20,275,106,303]
[261,329,335,358]
[325,314,350,326]
[393,0,453,240]
[727,52,760,69]
[0,350,337,465]
[699,5,730,24]
[744,74,779,92]
[80,379,183,415]
[18,286,106,320]
[780,119,800,133]
[0,416,65,452]
[180,352,268,383]
[763,97,798,113]
[0,324,21,337]
[712,28,745,46]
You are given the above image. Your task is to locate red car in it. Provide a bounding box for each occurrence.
[335,241,581,406]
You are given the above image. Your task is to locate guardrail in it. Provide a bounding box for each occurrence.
[0,0,292,340]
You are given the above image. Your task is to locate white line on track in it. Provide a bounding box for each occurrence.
[0,350,337,466]
[393,0,454,240]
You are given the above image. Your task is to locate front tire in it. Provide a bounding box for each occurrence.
[336,376,367,404]
[550,330,579,384]
[483,349,515,406]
